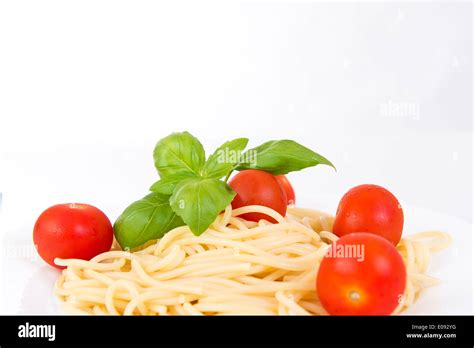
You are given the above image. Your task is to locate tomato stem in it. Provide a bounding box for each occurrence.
[349,291,360,302]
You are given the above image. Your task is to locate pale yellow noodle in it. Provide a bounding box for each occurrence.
[55,205,450,315]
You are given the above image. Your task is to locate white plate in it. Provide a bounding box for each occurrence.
[1,195,472,315]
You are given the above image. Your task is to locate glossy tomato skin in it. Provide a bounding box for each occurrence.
[229,170,288,223]
[33,203,113,269]
[316,232,406,315]
[275,175,296,205]
[333,184,404,245]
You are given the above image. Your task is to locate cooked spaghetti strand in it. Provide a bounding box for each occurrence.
[55,205,450,315]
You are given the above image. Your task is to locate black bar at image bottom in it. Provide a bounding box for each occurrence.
[0,316,473,346]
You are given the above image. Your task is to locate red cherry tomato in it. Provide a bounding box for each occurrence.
[33,203,114,269]
[229,170,288,222]
[333,184,404,245]
[316,232,406,315]
[275,175,295,205]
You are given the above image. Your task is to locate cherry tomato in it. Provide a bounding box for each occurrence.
[333,184,404,245]
[33,203,114,269]
[229,170,288,222]
[275,175,295,205]
[316,232,406,315]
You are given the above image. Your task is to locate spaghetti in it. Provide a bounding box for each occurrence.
[54,205,451,315]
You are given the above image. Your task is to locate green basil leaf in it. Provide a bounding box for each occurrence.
[202,138,249,179]
[170,178,236,235]
[149,172,198,195]
[235,139,335,175]
[114,192,184,250]
[153,131,206,177]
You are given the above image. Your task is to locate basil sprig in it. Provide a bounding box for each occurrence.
[235,139,335,175]
[153,131,205,177]
[170,178,236,235]
[203,138,249,179]
[113,193,184,249]
[114,131,335,249]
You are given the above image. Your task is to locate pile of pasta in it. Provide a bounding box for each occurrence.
[54,205,451,315]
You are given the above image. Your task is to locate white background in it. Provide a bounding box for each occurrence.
[0,1,472,313]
